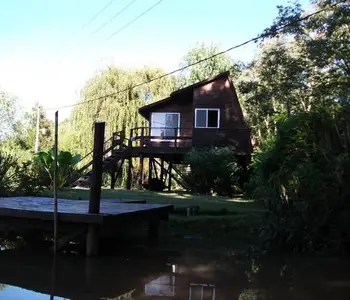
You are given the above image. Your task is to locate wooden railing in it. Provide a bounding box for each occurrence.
[129,127,193,148]
[74,130,126,173]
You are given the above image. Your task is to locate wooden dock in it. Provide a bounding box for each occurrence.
[0,197,173,254]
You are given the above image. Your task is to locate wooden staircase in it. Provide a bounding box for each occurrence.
[71,131,129,187]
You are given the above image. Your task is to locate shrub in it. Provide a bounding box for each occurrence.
[0,152,18,196]
[249,108,350,252]
[16,162,44,196]
[0,151,44,196]
[185,147,245,196]
[33,148,81,188]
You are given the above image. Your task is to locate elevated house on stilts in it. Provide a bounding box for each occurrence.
[72,71,253,191]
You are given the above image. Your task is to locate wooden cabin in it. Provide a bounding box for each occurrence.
[73,71,252,190]
[137,71,252,153]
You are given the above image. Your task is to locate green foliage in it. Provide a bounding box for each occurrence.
[0,90,21,141]
[238,289,269,300]
[0,151,44,196]
[185,147,242,196]
[249,107,350,251]
[21,105,54,152]
[34,149,81,188]
[179,43,242,87]
[239,0,350,146]
[0,152,18,196]
[16,162,45,196]
[59,66,175,187]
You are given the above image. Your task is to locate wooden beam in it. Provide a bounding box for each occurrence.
[139,154,144,189]
[168,161,173,192]
[152,159,158,180]
[160,157,165,182]
[110,163,116,190]
[89,122,105,214]
[126,157,132,190]
[87,121,105,256]
[153,159,185,190]
[148,157,153,180]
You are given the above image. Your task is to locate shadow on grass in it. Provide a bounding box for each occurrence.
[42,188,264,213]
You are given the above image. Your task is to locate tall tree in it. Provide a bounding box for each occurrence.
[178,43,242,87]
[238,0,350,146]
[0,90,20,141]
[60,67,176,186]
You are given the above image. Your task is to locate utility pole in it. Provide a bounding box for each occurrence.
[34,104,40,153]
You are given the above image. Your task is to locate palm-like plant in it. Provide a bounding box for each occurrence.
[34,149,80,188]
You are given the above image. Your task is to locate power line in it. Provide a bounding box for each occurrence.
[106,0,166,40]
[81,0,117,29]
[90,0,139,37]
[47,0,118,63]
[46,2,341,111]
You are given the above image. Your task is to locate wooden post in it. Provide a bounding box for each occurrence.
[126,157,132,190]
[160,157,164,182]
[152,159,158,179]
[174,127,178,148]
[110,164,116,190]
[139,154,144,189]
[148,157,153,181]
[141,127,144,147]
[53,111,58,255]
[87,122,105,256]
[168,161,173,192]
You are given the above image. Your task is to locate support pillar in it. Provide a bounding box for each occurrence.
[110,163,116,190]
[168,161,173,192]
[139,154,144,189]
[126,157,132,190]
[160,157,165,182]
[87,122,105,256]
[148,157,153,181]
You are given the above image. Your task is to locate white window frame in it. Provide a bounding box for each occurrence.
[150,112,180,142]
[194,108,220,129]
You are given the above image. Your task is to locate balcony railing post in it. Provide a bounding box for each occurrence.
[174,127,178,148]
[141,127,144,147]
[129,129,133,148]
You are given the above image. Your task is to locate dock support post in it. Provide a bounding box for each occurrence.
[168,161,173,192]
[126,157,132,190]
[87,122,105,256]
[139,154,144,189]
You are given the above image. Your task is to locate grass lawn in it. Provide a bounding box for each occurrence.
[42,188,265,248]
[42,188,264,213]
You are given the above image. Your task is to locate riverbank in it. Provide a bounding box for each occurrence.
[41,188,265,250]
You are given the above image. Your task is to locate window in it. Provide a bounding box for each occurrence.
[195,109,220,128]
[151,113,180,140]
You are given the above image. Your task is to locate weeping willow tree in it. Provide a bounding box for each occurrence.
[60,66,176,186]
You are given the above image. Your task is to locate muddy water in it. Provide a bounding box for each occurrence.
[0,246,349,300]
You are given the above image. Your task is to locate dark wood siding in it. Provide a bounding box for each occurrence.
[148,98,193,137]
[192,77,252,153]
[147,96,193,148]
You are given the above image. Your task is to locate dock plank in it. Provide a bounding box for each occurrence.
[0,197,172,224]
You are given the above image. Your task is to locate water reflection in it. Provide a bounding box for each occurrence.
[0,247,349,300]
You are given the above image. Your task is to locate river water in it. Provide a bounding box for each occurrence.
[0,245,349,300]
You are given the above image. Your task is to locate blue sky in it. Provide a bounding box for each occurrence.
[0,0,310,119]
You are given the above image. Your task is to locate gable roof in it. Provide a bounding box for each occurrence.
[138,71,230,118]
